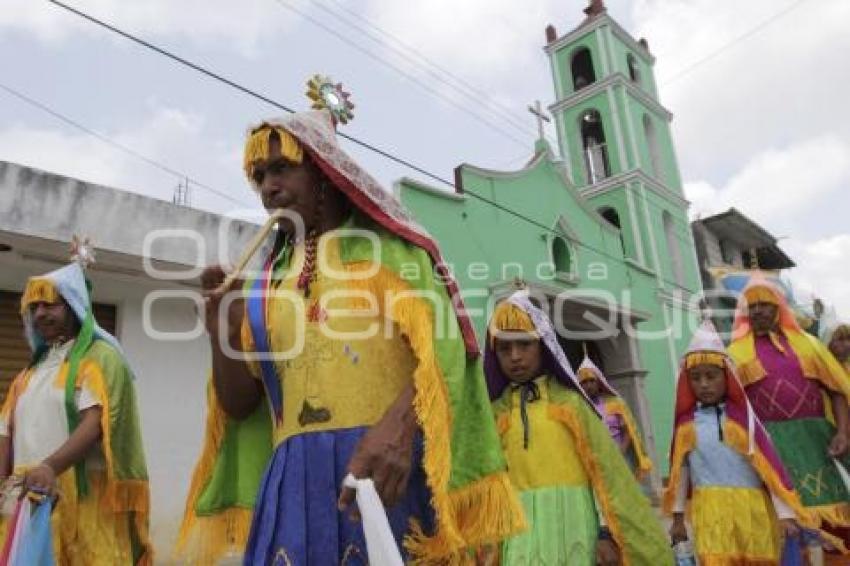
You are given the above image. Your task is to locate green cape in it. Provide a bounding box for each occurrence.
[177,215,525,564]
[493,380,673,566]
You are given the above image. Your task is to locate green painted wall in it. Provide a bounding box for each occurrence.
[396,14,704,477]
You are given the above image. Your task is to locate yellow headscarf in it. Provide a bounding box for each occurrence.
[683,351,726,370]
[19,277,60,314]
[243,123,304,189]
[487,300,538,348]
[728,277,850,399]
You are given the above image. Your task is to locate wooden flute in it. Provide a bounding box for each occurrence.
[214,209,286,294]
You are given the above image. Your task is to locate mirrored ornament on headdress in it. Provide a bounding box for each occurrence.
[69,234,96,269]
[306,74,355,126]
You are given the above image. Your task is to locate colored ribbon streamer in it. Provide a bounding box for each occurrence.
[512,381,541,450]
[247,256,285,424]
[15,497,55,566]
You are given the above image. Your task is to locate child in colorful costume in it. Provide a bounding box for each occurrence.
[485,291,671,565]
[728,276,850,561]
[576,350,653,479]
[0,241,151,565]
[178,82,524,565]
[664,319,818,565]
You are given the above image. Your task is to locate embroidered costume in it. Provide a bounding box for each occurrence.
[663,320,817,565]
[0,255,151,565]
[486,293,671,566]
[728,277,850,553]
[178,107,523,564]
[576,355,653,479]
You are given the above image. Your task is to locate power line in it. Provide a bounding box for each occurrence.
[305,0,562,152]
[43,0,696,291]
[0,80,253,209]
[269,0,532,149]
[308,0,534,136]
[660,0,810,86]
[45,0,462,190]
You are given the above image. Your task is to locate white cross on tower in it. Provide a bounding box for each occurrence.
[528,100,550,142]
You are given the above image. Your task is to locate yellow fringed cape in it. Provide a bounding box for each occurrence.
[729,330,850,401]
[602,397,653,479]
[662,418,846,553]
[177,214,525,564]
[729,277,850,399]
[663,419,811,524]
[1,340,152,565]
[494,380,673,566]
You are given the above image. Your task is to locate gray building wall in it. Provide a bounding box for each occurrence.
[0,161,263,556]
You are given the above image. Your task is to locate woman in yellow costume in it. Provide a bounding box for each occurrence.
[0,241,151,564]
[576,349,653,479]
[728,276,850,562]
[177,79,524,565]
[485,291,671,565]
[664,319,818,565]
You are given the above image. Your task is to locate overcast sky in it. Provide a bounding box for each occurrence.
[1,0,847,318]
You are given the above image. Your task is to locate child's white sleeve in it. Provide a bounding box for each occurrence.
[770,492,796,520]
[672,464,689,513]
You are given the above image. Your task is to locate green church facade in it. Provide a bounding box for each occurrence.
[398,2,703,485]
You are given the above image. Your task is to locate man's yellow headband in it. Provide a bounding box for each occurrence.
[243,124,304,186]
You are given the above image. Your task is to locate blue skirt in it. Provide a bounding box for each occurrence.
[243,427,434,565]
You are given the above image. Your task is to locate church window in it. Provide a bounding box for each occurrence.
[552,236,572,274]
[571,47,596,91]
[580,110,611,183]
[598,206,626,256]
[627,53,641,83]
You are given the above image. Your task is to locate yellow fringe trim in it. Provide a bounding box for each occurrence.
[243,124,304,186]
[684,352,725,370]
[605,398,653,478]
[0,368,33,426]
[698,556,777,566]
[577,367,597,382]
[744,286,780,306]
[488,301,538,348]
[347,262,525,560]
[808,502,850,529]
[174,381,259,564]
[20,277,59,313]
[347,261,461,553]
[175,378,236,562]
[662,422,696,515]
[730,330,850,401]
[404,472,527,564]
[71,362,148,515]
[496,412,510,436]
[663,419,849,553]
[173,508,255,566]
[55,360,152,516]
[548,404,634,566]
[48,358,153,561]
[724,421,817,529]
